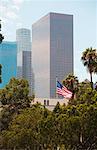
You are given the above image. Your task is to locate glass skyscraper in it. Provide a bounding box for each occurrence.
[16,28,34,96]
[32,12,73,98]
[0,41,17,88]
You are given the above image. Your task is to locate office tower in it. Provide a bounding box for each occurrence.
[22,51,34,95]
[0,41,17,88]
[16,28,34,96]
[32,12,73,98]
[17,66,22,78]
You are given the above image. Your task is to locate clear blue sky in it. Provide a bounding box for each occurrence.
[0,0,97,82]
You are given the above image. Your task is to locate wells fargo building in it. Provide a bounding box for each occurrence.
[32,12,73,98]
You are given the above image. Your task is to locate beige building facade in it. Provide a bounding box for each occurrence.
[31,98,68,111]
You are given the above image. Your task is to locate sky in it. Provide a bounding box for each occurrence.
[0,0,97,83]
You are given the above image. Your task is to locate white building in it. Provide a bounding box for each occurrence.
[32,12,73,98]
[31,98,69,111]
[16,28,34,96]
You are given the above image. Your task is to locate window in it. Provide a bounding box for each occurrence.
[44,100,46,106]
[47,100,49,106]
[44,100,49,106]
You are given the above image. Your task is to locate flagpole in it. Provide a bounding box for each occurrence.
[56,76,58,99]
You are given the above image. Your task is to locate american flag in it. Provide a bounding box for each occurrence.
[56,81,72,99]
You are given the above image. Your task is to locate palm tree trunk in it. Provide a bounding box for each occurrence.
[90,72,93,89]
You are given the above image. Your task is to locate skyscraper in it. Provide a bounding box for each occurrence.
[32,12,73,98]
[16,28,34,96]
[0,41,17,88]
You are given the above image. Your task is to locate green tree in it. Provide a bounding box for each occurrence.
[0,78,31,131]
[53,102,61,114]
[63,74,79,99]
[0,20,4,43]
[76,103,97,149]
[76,81,97,105]
[81,47,97,89]
[0,77,30,107]
[1,77,97,149]
[1,104,45,149]
[0,106,15,131]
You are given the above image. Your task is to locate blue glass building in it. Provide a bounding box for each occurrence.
[0,41,17,88]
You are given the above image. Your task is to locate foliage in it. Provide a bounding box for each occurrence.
[0,78,32,132]
[0,77,30,107]
[0,106,16,131]
[63,74,79,99]
[53,102,61,114]
[0,104,50,149]
[1,87,97,149]
[73,81,97,105]
[81,47,97,88]
[0,47,97,149]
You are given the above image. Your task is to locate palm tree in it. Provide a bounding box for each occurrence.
[63,74,79,99]
[81,47,97,89]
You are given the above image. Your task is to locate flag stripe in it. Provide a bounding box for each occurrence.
[62,86,72,94]
[56,81,72,99]
[57,88,72,96]
[57,90,72,98]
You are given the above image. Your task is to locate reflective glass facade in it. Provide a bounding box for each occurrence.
[32,13,73,98]
[32,15,50,98]
[0,42,17,88]
[16,28,31,68]
[16,28,34,95]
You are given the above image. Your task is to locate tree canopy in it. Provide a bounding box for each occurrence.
[81,47,97,88]
[0,78,32,132]
[0,77,30,107]
[1,85,97,149]
[63,74,79,99]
